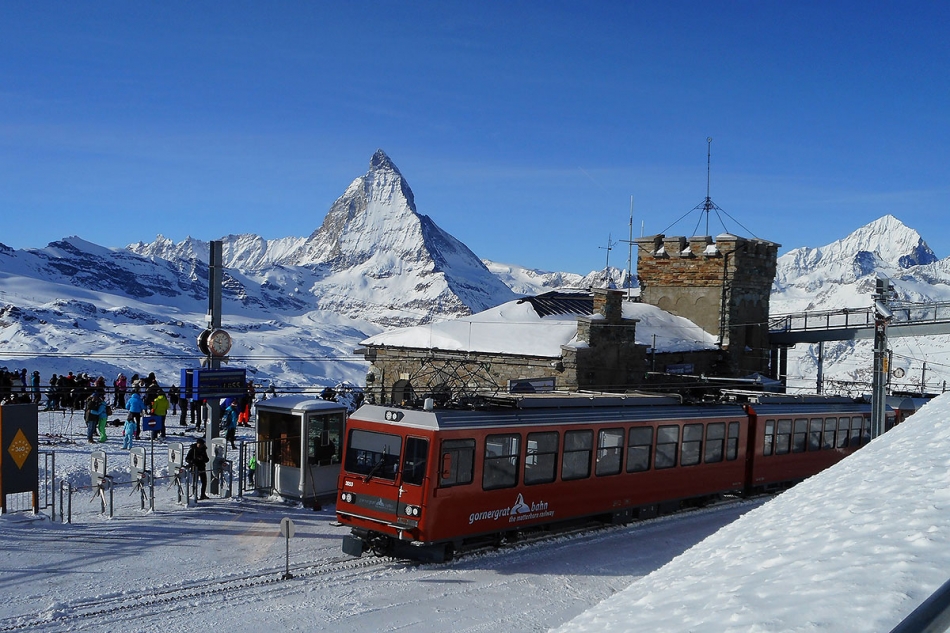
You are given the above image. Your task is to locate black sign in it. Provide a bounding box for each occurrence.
[0,403,39,499]
[190,368,248,400]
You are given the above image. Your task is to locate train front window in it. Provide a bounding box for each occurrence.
[401,437,428,486]
[344,429,402,481]
[483,434,520,490]
[525,432,558,485]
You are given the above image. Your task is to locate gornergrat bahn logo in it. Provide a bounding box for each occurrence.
[468,493,554,526]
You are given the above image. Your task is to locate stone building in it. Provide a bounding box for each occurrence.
[357,233,779,405]
[358,288,720,406]
[634,233,779,377]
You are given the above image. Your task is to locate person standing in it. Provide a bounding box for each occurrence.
[113,373,127,410]
[127,391,145,440]
[151,391,170,440]
[97,395,110,443]
[84,394,106,443]
[186,437,210,500]
[122,416,136,450]
[222,401,239,449]
[30,371,41,404]
[168,385,180,415]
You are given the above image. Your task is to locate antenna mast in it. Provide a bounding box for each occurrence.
[599,234,616,287]
[626,196,634,299]
[704,136,713,236]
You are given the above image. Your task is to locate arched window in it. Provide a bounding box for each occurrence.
[391,379,413,405]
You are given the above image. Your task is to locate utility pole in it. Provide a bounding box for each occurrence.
[207,241,223,444]
[871,276,894,438]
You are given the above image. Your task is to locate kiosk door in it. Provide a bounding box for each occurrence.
[306,410,345,498]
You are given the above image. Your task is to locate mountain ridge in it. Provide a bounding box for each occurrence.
[1,151,948,394]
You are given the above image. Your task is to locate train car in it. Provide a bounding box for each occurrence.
[729,391,883,492]
[337,392,754,561]
[336,391,884,562]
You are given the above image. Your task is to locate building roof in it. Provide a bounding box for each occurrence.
[517,291,592,318]
[360,293,718,358]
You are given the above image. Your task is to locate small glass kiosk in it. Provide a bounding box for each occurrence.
[254,395,347,504]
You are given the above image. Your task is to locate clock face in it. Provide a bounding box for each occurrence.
[208,329,232,357]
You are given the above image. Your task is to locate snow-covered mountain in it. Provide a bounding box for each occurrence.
[771,215,950,394]
[129,150,517,326]
[1,143,947,399]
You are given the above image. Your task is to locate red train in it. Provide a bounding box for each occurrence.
[336,390,887,562]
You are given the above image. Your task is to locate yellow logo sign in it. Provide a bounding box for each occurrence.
[8,429,33,469]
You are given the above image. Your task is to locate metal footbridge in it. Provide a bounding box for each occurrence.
[769,300,950,345]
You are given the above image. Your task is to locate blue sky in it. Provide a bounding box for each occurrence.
[2,2,948,274]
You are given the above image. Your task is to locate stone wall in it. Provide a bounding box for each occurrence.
[635,233,778,376]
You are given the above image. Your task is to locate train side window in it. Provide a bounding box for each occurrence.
[595,428,624,476]
[402,437,429,486]
[726,422,740,460]
[655,425,679,469]
[704,423,725,463]
[823,418,836,449]
[835,417,849,448]
[626,427,653,472]
[483,434,521,490]
[861,417,872,444]
[525,432,558,485]
[561,430,593,480]
[763,420,775,456]
[808,418,823,451]
[775,419,792,455]
[792,418,808,453]
[681,424,703,466]
[849,417,863,447]
[439,439,475,488]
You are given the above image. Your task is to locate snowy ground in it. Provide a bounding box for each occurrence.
[3,397,949,632]
[0,408,760,632]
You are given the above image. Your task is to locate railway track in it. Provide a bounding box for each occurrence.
[0,553,398,632]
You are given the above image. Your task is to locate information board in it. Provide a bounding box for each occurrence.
[185,368,247,400]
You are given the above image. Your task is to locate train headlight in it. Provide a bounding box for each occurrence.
[405,505,420,517]
[341,492,355,503]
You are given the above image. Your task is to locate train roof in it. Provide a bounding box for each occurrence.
[351,391,877,432]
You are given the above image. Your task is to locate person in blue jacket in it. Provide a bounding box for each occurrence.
[123,416,137,450]
[127,391,146,440]
[221,400,239,449]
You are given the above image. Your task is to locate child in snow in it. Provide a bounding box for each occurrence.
[123,416,137,450]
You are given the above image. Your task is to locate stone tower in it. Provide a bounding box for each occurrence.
[634,233,779,376]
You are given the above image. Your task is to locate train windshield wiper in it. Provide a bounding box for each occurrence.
[363,450,388,482]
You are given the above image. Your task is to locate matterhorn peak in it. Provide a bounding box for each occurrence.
[369,148,401,175]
